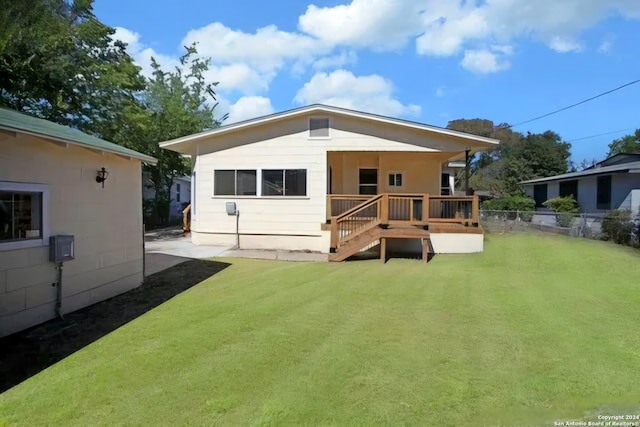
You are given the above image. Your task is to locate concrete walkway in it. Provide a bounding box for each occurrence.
[144,230,327,276]
[220,249,328,262]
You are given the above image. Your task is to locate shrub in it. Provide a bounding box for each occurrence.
[601,209,634,246]
[482,196,536,221]
[543,196,580,228]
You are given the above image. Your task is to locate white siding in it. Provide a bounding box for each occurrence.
[190,114,486,252]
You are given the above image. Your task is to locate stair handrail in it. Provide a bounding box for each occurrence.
[333,194,383,223]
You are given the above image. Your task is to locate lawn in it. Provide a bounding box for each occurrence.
[1,234,639,426]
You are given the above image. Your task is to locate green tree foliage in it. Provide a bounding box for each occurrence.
[607,129,640,157]
[118,45,228,224]
[543,196,580,227]
[601,209,635,246]
[447,119,571,196]
[0,0,145,132]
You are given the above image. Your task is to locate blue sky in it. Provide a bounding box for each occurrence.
[95,0,640,163]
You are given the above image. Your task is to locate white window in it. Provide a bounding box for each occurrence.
[214,170,257,196]
[0,182,49,251]
[388,173,403,187]
[309,118,330,138]
[176,183,181,202]
[261,169,307,196]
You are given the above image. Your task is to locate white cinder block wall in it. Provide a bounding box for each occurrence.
[0,133,144,337]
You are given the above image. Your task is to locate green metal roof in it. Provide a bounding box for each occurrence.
[0,107,157,164]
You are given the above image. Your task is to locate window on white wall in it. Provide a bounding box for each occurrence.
[214,170,257,196]
[262,169,307,196]
[388,173,403,187]
[176,183,181,202]
[0,182,48,250]
[309,118,330,138]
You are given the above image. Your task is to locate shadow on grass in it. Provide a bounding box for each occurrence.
[0,259,230,393]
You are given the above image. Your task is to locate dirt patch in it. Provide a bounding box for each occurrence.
[0,259,230,393]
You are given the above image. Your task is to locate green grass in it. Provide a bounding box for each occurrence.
[2,234,640,426]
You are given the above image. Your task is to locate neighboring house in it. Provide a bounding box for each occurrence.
[159,104,499,260]
[0,108,157,337]
[142,173,191,221]
[521,153,640,216]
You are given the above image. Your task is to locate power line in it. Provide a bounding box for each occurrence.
[509,79,640,128]
[567,128,635,143]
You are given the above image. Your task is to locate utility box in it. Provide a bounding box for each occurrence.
[226,202,237,216]
[49,235,75,263]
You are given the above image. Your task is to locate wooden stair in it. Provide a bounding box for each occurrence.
[329,225,431,262]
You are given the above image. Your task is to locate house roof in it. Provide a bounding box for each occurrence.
[521,161,640,184]
[159,104,500,152]
[593,153,640,168]
[0,108,157,165]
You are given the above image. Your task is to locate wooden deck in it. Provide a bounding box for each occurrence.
[326,193,481,262]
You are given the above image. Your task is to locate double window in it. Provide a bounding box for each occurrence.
[213,169,307,197]
[388,173,403,187]
[214,170,257,196]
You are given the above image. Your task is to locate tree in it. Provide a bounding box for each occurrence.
[0,0,145,132]
[121,45,228,225]
[570,158,598,172]
[607,129,640,157]
[446,119,572,196]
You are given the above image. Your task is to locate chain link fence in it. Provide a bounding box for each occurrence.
[479,209,606,239]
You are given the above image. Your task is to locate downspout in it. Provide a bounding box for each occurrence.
[53,262,64,319]
[235,210,240,249]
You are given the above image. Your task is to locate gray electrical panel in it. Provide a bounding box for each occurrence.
[226,202,237,215]
[50,235,75,263]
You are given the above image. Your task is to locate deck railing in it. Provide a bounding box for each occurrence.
[327,193,479,225]
[331,194,384,248]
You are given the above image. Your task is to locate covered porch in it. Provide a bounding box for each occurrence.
[324,150,482,262]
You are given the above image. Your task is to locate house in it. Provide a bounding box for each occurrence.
[159,104,499,261]
[521,153,640,216]
[142,173,191,223]
[0,108,157,337]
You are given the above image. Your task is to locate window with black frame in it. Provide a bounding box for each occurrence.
[213,170,257,196]
[262,169,307,196]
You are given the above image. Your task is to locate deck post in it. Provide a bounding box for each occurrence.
[472,195,479,225]
[422,238,430,263]
[380,237,387,263]
[381,194,389,224]
[423,194,429,224]
[330,218,339,249]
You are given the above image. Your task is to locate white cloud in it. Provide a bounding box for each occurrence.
[297,0,640,67]
[312,51,357,70]
[597,40,613,53]
[293,70,420,117]
[113,27,179,78]
[224,96,274,124]
[435,87,445,97]
[461,49,511,74]
[548,36,584,53]
[298,0,424,51]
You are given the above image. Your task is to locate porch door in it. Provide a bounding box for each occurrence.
[359,169,378,195]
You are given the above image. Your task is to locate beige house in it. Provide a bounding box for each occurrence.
[0,108,157,337]
[160,105,499,261]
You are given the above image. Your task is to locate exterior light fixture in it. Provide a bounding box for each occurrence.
[96,167,109,188]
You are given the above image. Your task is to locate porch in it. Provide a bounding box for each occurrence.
[326,193,481,262]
